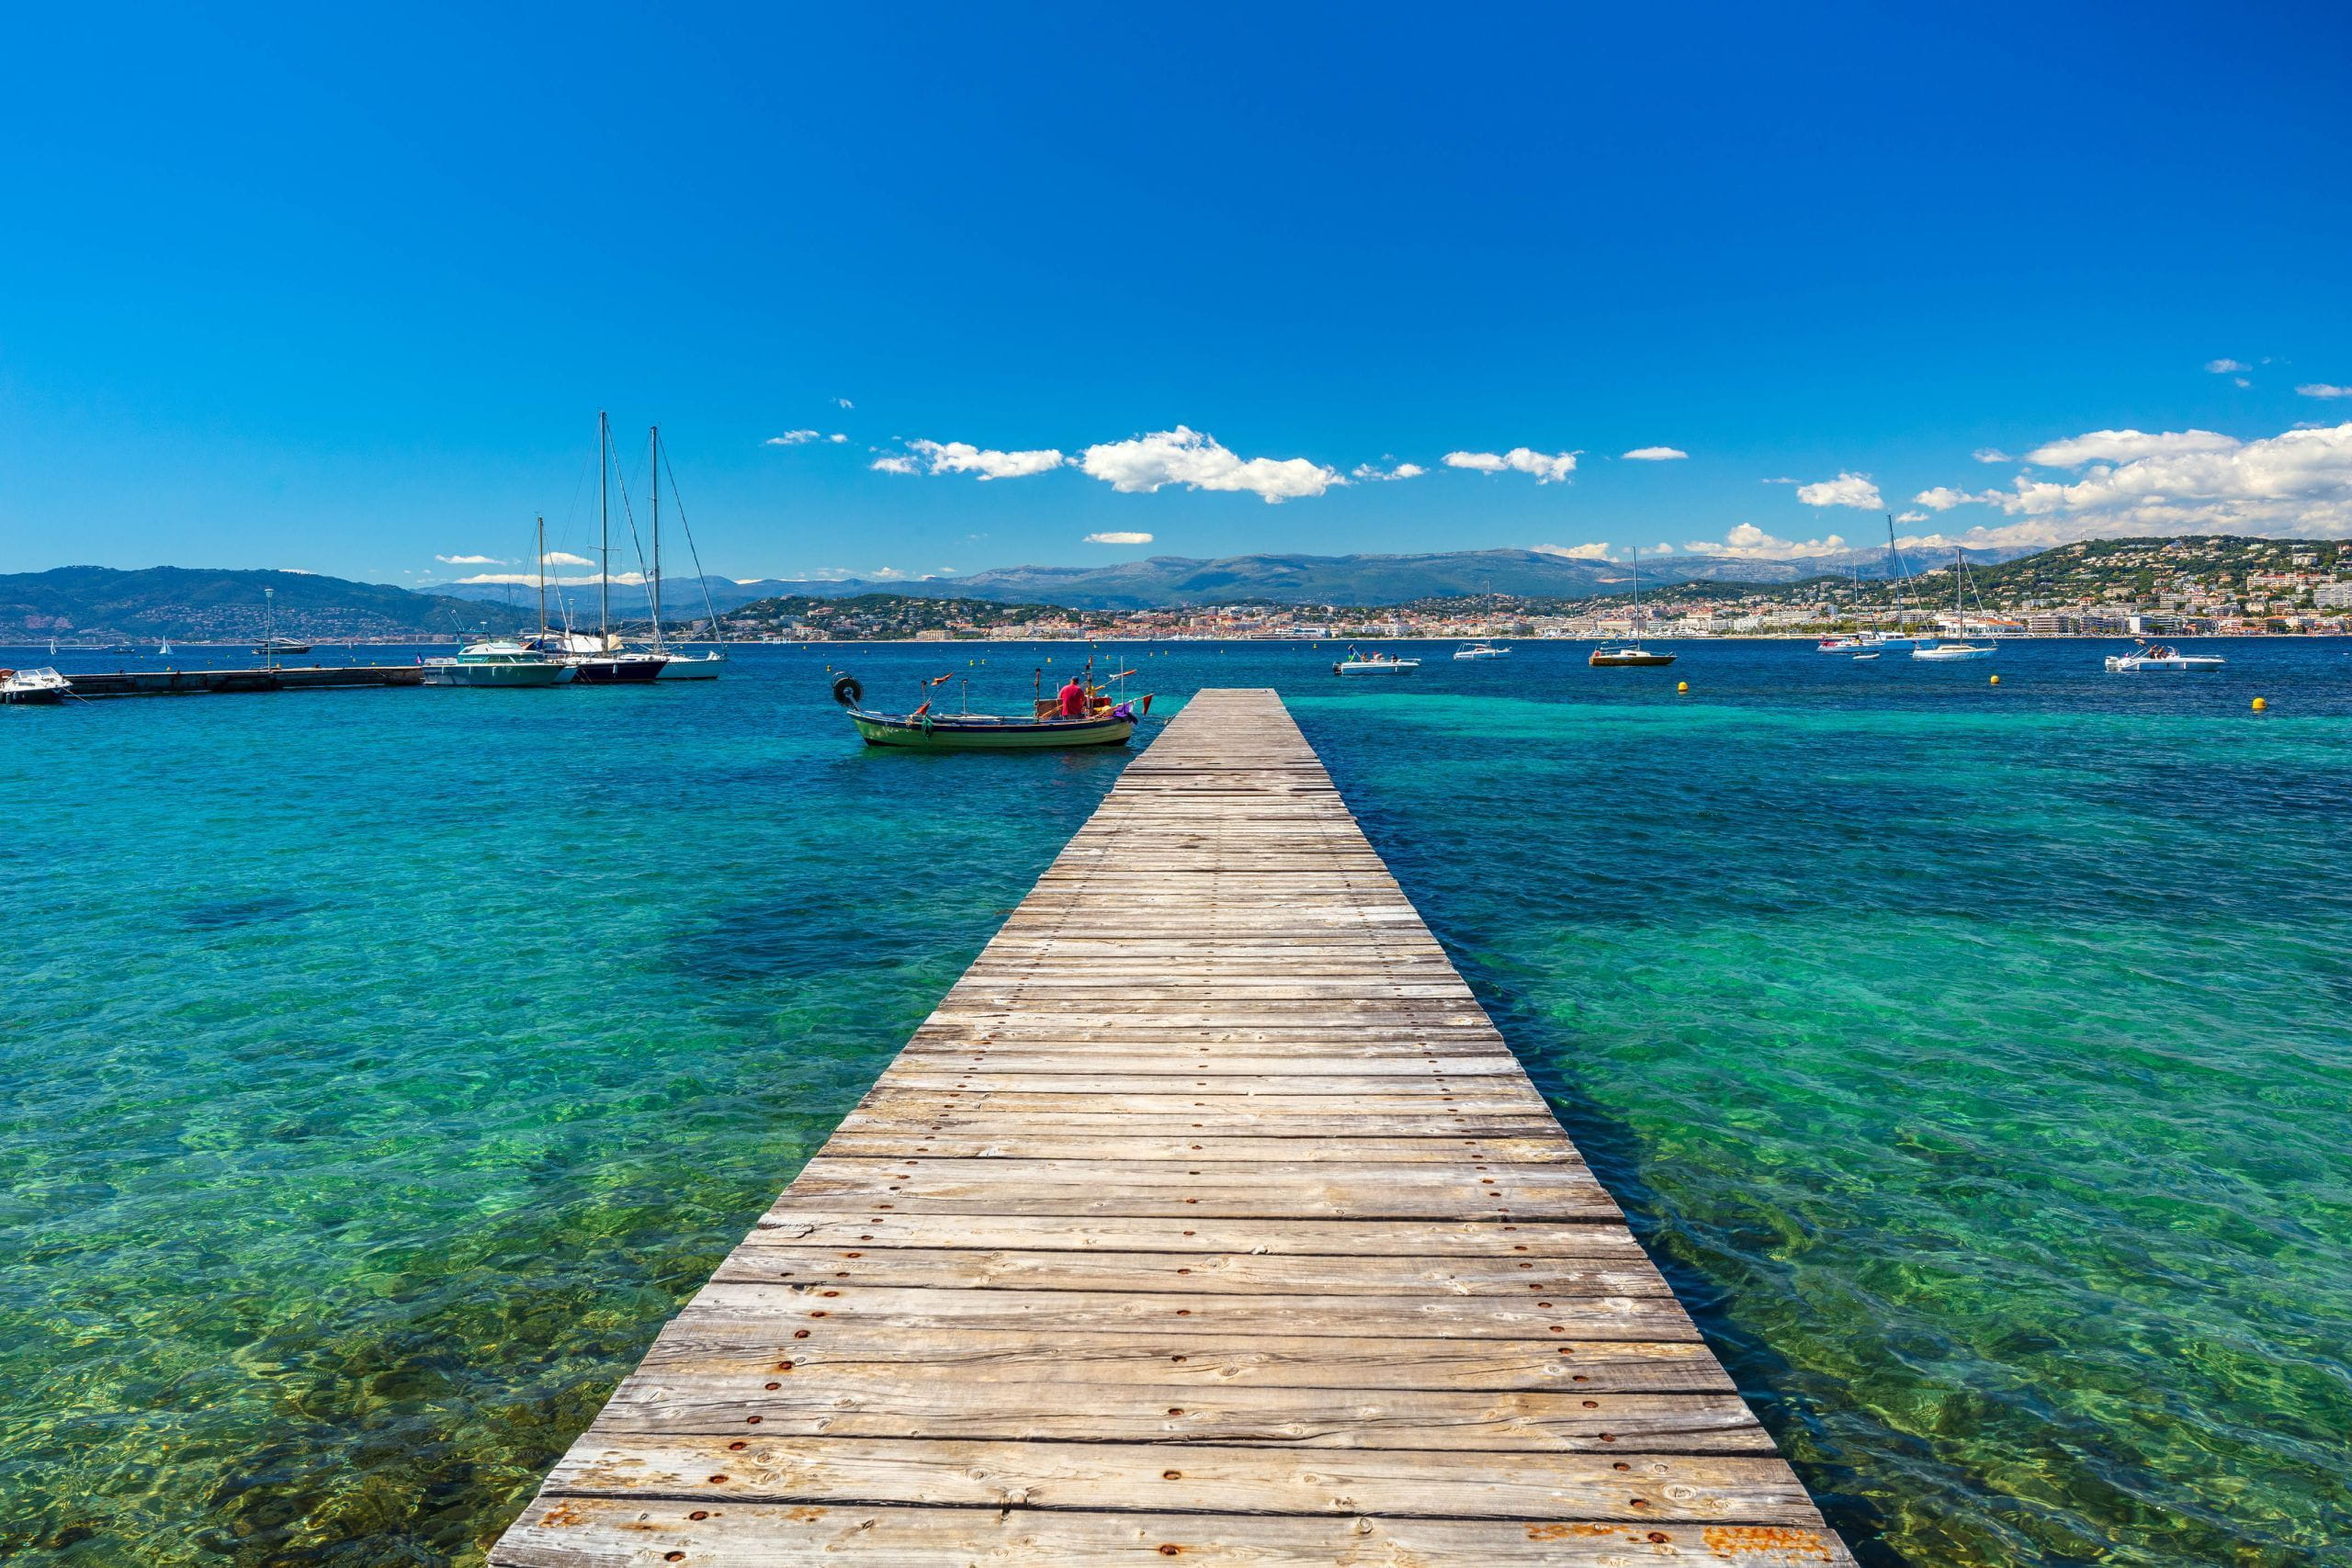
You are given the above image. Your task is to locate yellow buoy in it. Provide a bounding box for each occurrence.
[1676,681,1689,694]
[1989,674,2000,685]
[2252,696,2267,711]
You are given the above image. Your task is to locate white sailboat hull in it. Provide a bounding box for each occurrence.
[655,651,726,680]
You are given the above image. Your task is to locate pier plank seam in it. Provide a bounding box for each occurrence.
[491,687,1854,1567]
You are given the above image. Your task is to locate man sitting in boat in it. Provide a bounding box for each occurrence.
[1057,675,1089,718]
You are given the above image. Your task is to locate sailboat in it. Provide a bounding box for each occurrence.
[1590,547,1676,666]
[531,412,668,682]
[157,637,173,656]
[1912,549,1994,660]
[644,424,725,681]
[1835,517,1937,655]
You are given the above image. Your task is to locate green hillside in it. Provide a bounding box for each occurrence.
[0,566,537,641]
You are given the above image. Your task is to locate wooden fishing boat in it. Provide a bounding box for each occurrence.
[833,672,1151,750]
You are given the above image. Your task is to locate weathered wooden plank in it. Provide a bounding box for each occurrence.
[488,689,1849,1566]
[537,1437,1825,1521]
[633,1325,1735,1392]
[746,1212,1648,1257]
[496,1501,1853,1567]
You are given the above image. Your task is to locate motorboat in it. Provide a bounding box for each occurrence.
[1913,641,1993,660]
[2106,643,2225,672]
[0,667,72,705]
[1334,649,1420,674]
[419,640,575,687]
[253,636,312,655]
[1453,642,1510,660]
[1826,630,1930,655]
[834,671,1149,749]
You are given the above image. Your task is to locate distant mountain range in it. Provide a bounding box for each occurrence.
[434,545,2044,613]
[1,547,2055,641]
[0,566,534,641]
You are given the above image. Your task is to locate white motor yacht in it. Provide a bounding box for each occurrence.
[2106,643,2225,672]
[1333,649,1420,674]
[1453,642,1510,660]
[0,667,74,704]
[1913,642,1993,660]
[420,640,575,687]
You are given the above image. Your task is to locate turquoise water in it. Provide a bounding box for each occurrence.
[4,640,2347,1564]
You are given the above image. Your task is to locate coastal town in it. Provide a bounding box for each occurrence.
[717,536,2352,642]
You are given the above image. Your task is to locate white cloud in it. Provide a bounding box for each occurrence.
[2235,378,2253,389]
[1690,522,1849,560]
[2025,428,2239,466]
[541,550,594,567]
[1895,510,1929,524]
[1084,531,1154,545]
[834,397,854,409]
[1621,446,1688,461]
[1442,447,1578,483]
[435,553,505,565]
[1909,421,2352,547]
[1913,486,2002,511]
[458,571,645,587]
[829,433,848,443]
[2297,383,2351,400]
[1532,541,1611,559]
[765,430,821,446]
[1972,448,2012,464]
[906,439,1067,480]
[1794,472,1883,509]
[2207,358,2249,374]
[1351,461,1427,481]
[870,455,919,474]
[1079,425,1340,503]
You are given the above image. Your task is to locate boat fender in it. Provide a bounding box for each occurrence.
[1111,701,1134,720]
[831,674,864,707]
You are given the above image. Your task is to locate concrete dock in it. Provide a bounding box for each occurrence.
[49,664,424,697]
[490,688,1853,1565]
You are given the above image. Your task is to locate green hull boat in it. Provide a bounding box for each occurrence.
[848,707,1140,749]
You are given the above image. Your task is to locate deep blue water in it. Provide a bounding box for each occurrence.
[3,637,2347,1565]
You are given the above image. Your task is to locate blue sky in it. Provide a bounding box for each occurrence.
[5,2,2350,588]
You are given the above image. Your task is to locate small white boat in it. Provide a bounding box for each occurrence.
[653,649,726,681]
[0,667,73,705]
[419,640,576,687]
[1334,649,1420,674]
[2106,643,2224,672]
[157,638,174,656]
[1453,642,1510,660]
[1913,642,1993,661]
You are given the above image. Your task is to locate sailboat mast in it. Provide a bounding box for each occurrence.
[649,424,665,651]
[598,411,612,644]
[537,515,549,637]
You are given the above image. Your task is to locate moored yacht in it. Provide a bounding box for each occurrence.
[2106,643,2225,672]
[1453,641,1510,660]
[420,640,575,687]
[0,666,73,705]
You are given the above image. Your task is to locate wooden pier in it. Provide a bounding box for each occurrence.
[51,664,423,697]
[491,689,1853,1566]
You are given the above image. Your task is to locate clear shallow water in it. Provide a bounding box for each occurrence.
[3,639,2346,1565]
